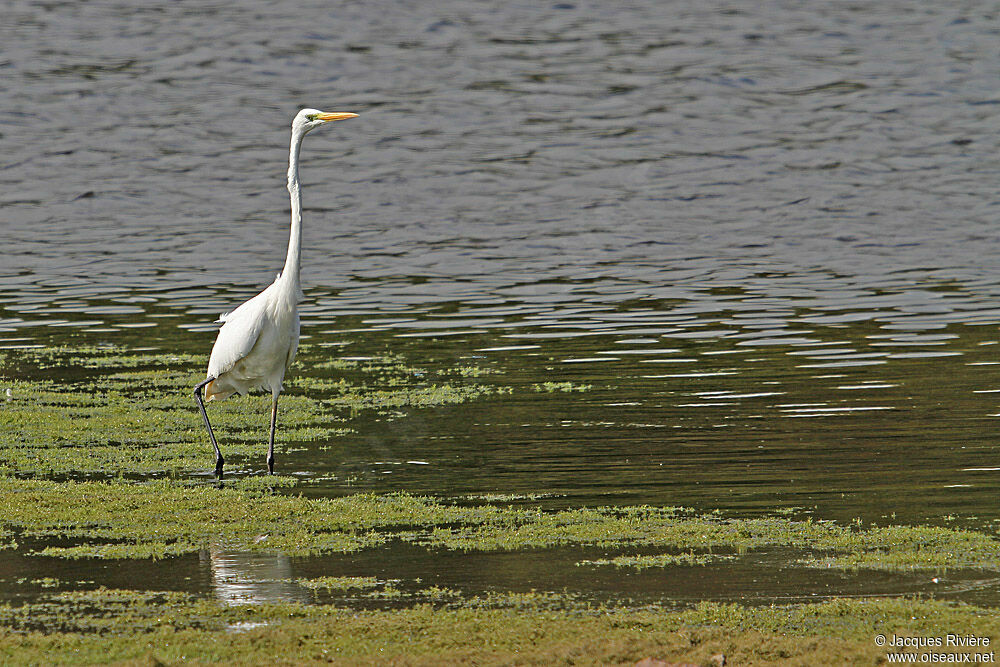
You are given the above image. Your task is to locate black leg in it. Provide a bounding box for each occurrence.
[194,377,224,478]
[267,392,278,475]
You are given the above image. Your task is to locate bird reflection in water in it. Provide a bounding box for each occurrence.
[201,547,311,606]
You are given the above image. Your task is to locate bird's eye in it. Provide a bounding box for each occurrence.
[305,113,317,121]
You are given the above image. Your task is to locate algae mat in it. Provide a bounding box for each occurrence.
[2,345,1000,664]
[2,593,999,665]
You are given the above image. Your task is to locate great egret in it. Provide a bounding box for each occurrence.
[193,108,359,477]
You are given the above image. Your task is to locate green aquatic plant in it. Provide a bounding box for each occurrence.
[0,478,387,558]
[6,342,1000,665]
[0,590,997,665]
[798,523,1000,572]
[418,508,1000,573]
[299,576,381,591]
[0,345,505,476]
[2,475,1000,573]
[578,552,734,569]
[461,492,561,502]
[532,381,592,392]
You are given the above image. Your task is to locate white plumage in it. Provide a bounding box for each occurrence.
[193,108,358,477]
[204,277,300,402]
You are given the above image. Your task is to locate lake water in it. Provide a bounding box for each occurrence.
[4,0,1000,607]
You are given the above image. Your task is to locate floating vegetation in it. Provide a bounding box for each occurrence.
[532,381,592,392]
[323,382,509,413]
[3,343,1000,664]
[578,552,735,569]
[0,590,997,665]
[0,345,507,476]
[421,508,1000,573]
[312,351,427,377]
[299,576,381,592]
[2,345,1000,573]
[460,492,563,503]
[1,475,999,573]
[0,528,16,552]
[0,479,424,558]
[438,365,502,377]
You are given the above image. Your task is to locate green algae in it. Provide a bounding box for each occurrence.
[0,374,341,475]
[322,381,508,413]
[578,552,735,569]
[299,576,381,592]
[313,351,500,380]
[1,335,998,571]
[0,589,997,665]
[0,479,420,558]
[2,475,1000,573]
[0,344,505,476]
[532,381,592,392]
[4,343,1000,663]
[0,527,15,552]
[799,524,1000,572]
[461,492,561,502]
[441,364,502,377]
[421,508,1000,572]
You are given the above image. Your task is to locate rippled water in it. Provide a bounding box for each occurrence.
[4,1,1000,606]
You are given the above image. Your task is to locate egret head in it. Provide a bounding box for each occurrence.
[293,108,359,135]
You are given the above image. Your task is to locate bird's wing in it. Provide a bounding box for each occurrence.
[206,292,270,380]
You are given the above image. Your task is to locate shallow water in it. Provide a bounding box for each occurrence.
[4,1,1000,608]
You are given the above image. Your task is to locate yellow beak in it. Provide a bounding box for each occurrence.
[316,112,359,122]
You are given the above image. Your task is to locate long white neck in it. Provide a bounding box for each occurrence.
[281,127,306,293]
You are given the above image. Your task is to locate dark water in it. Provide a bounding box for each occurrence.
[4,1,1000,607]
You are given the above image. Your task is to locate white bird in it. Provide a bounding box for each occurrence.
[194,108,359,477]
